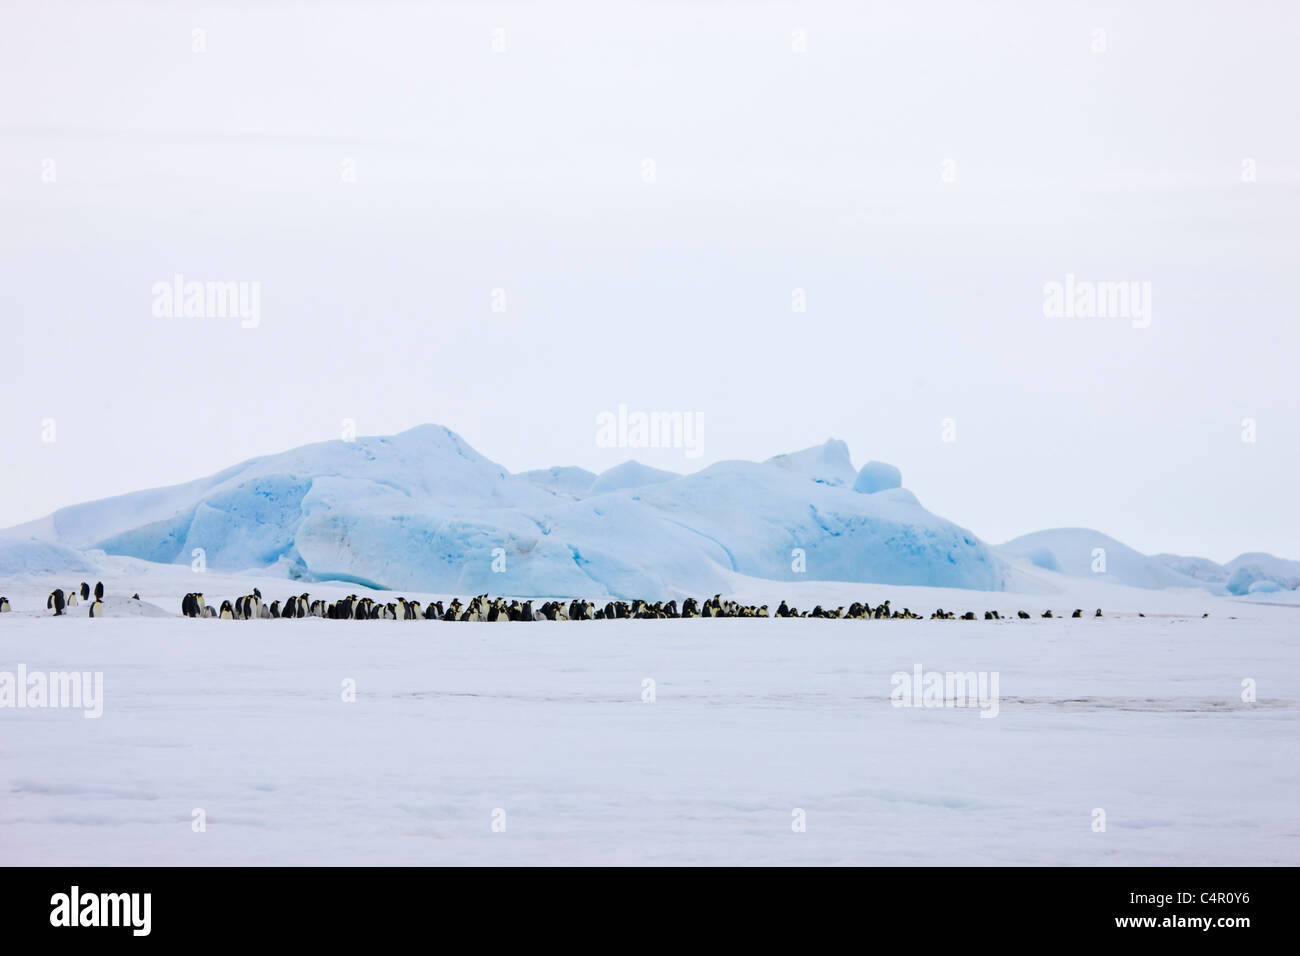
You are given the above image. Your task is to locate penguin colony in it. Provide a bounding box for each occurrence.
[164,591,1131,622]
[32,581,118,617]
[0,586,1208,622]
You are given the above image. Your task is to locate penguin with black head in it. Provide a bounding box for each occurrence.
[47,589,67,616]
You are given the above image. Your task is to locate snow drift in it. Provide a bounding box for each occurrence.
[1001,529,1299,595]
[998,528,1215,591]
[0,538,100,577]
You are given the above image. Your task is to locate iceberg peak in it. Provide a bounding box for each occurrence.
[854,461,902,494]
[589,460,681,495]
[765,439,856,487]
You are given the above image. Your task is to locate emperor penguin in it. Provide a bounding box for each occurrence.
[0,597,11,613]
[219,600,234,620]
[47,589,67,616]
[80,582,91,601]
[66,589,79,607]
[89,598,104,618]
[94,581,104,600]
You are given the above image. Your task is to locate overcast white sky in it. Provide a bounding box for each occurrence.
[1,0,1297,563]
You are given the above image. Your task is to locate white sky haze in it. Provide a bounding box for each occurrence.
[1,0,1298,564]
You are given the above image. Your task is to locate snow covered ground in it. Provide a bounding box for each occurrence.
[2,561,1297,865]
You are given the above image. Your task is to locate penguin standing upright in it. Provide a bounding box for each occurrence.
[0,597,11,613]
[80,582,90,601]
[94,581,104,600]
[89,598,104,618]
[47,589,67,616]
